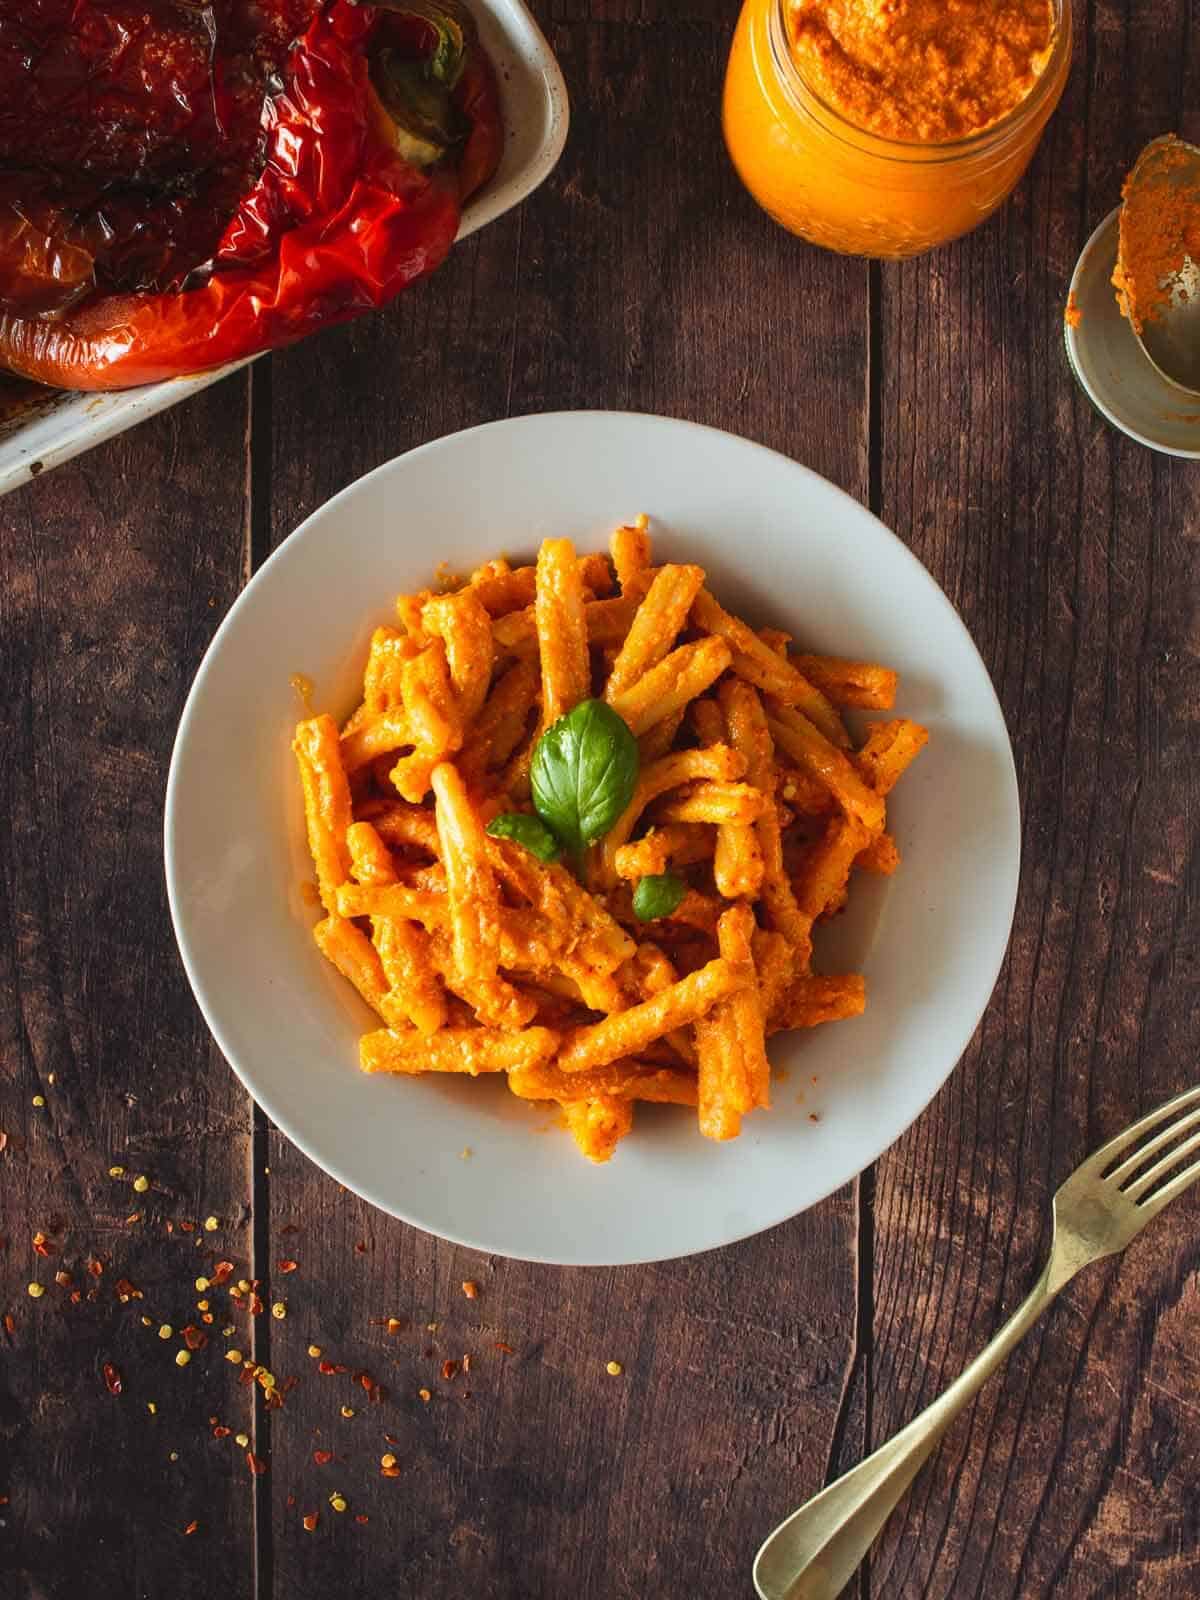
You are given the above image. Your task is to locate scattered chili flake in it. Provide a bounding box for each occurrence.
[277,1259,298,1274]
[355,1514,370,1525]
[114,1278,142,1303]
[0,1496,8,1506]
[493,1342,514,1354]
[103,1362,123,1395]
[194,1277,210,1293]
[386,1317,406,1335]
[426,1322,439,1332]
[32,1095,45,1108]
[302,1512,318,1533]
[159,1324,173,1340]
[462,1355,472,1373]
[318,1360,347,1376]
[180,1221,195,1233]
[125,1213,142,1226]
[461,1280,479,1299]
[31,1232,54,1258]
[55,1271,72,1288]
[380,1453,397,1470]
[226,1350,243,1366]
[0,1133,6,1153]
[235,1433,249,1449]
[354,1241,368,1254]
[201,1312,214,1325]
[307,1345,322,1359]
[210,1261,235,1286]
[69,1290,82,1304]
[286,1495,296,1509]
[246,1452,267,1477]
[87,1259,103,1278]
[27,1283,43,1299]
[3,1315,14,1334]
[440,1360,459,1381]
[313,1449,333,1466]
[271,1302,287,1320]
[132,1176,149,1194]
[606,1361,623,1377]
[203,1217,219,1232]
[340,1406,355,1419]
[249,1294,264,1317]
[175,1350,191,1368]
[184,1521,199,1536]
[108,1165,125,1177]
[213,1426,231,1439]
[417,1389,431,1403]
[329,1494,347,1513]
[182,1326,207,1352]
[381,1463,402,1478]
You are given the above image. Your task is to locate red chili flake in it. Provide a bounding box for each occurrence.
[381,1464,402,1478]
[87,1259,103,1278]
[54,1270,72,1288]
[0,1132,7,1152]
[239,1365,259,1386]
[201,1312,214,1325]
[2,1315,14,1335]
[384,1434,398,1445]
[124,1213,141,1226]
[368,1317,388,1327]
[0,1496,8,1505]
[102,1362,122,1395]
[317,1360,347,1376]
[493,1342,514,1354]
[312,1450,333,1465]
[246,1452,267,1477]
[31,1232,54,1258]
[286,1494,296,1509]
[280,1223,300,1235]
[276,1259,298,1274]
[302,1512,318,1532]
[180,1221,196,1233]
[249,1294,264,1317]
[183,1520,199,1536]
[182,1325,207,1351]
[355,1514,370,1524]
[210,1261,235,1286]
[114,1278,141,1303]
[440,1360,459,1381]
[166,1221,174,1234]
[69,1290,82,1304]
[213,1425,231,1439]
[353,1241,368,1254]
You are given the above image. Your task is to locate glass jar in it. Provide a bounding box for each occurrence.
[722,0,1072,259]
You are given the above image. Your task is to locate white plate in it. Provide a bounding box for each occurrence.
[165,412,1020,1266]
[0,0,567,496]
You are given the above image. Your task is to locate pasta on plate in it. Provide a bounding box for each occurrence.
[292,517,927,1162]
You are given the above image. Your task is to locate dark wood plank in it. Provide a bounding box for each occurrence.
[259,9,869,1596]
[870,4,1200,1595]
[0,384,259,1600]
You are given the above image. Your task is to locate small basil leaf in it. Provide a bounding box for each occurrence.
[530,699,639,858]
[632,872,687,922]
[486,812,561,864]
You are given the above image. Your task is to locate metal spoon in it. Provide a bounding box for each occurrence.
[1115,134,1200,396]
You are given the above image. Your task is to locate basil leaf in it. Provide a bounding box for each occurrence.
[530,699,639,859]
[486,812,561,864]
[632,872,687,922]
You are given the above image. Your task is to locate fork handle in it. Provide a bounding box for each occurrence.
[754,1254,1070,1600]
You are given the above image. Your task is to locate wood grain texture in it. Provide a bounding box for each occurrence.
[260,10,868,1598]
[0,386,258,1600]
[869,3,1200,1596]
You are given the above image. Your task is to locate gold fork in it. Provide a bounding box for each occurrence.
[754,1084,1200,1600]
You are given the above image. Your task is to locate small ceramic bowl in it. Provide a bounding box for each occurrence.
[1064,206,1200,459]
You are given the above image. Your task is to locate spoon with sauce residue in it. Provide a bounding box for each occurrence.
[1113,134,1200,396]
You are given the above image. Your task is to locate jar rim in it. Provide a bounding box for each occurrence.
[768,0,1072,164]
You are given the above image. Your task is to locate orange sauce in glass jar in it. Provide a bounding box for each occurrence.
[723,0,1072,258]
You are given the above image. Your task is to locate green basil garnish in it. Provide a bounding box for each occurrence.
[486,811,562,864]
[632,872,687,922]
[530,698,639,863]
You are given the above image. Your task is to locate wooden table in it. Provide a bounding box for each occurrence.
[2,5,1198,1596]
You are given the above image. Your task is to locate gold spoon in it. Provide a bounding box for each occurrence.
[1113,134,1200,396]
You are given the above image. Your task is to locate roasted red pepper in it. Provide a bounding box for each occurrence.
[0,0,501,389]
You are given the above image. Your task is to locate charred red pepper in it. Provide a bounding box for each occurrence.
[0,0,501,389]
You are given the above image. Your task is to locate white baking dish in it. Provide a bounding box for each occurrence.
[0,0,567,496]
